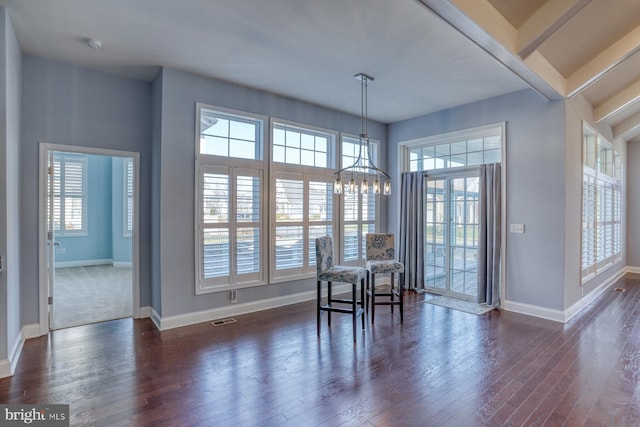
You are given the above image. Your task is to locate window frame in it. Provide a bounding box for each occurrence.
[581,123,622,283]
[52,154,88,237]
[195,103,267,294]
[269,118,338,283]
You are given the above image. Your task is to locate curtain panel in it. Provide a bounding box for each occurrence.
[399,171,425,290]
[478,163,501,307]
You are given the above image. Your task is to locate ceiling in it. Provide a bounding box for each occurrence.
[2,0,640,140]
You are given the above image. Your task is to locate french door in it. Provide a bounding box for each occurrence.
[424,170,479,300]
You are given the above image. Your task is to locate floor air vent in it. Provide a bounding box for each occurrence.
[212,318,237,326]
[614,288,626,292]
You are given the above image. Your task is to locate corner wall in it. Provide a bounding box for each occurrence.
[0,6,22,376]
[388,89,567,312]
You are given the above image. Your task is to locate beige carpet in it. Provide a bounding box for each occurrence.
[425,295,494,315]
[53,265,133,329]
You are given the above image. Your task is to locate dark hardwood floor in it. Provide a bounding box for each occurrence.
[2,274,640,426]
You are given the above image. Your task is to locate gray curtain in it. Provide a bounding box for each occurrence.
[399,171,425,291]
[478,163,501,307]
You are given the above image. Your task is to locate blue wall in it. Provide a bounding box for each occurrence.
[54,154,133,266]
[20,55,151,325]
[55,153,113,264]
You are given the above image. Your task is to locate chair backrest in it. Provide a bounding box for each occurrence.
[315,235,334,275]
[366,233,395,261]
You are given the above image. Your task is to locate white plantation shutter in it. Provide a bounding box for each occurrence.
[53,155,87,235]
[198,166,263,291]
[125,158,134,236]
[581,126,622,281]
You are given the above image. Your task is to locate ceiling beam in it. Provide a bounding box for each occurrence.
[612,111,640,140]
[594,79,640,123]
[416,0,563,100]
[517,0,592,59]
[567,25,640,97]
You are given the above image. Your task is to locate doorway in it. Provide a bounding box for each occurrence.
[424,170,480,300]
[39,144,140,331]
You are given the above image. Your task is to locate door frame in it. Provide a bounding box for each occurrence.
[423,168,480,300]
[38,143,141,334]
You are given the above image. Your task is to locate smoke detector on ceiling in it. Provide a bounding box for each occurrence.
[86,38,103,50]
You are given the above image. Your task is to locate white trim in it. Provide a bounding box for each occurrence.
[502,300,566,322]
[39,143,142,333]
[54,258,112,268]
[0,360,11,378]
[138,306,152,319]
[0,324,41,378]
[151,283,352,331]
[113,261,133,268]
[503,267,626,323]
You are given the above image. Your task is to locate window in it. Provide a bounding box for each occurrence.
[270,120,337,281]
[196,104,265,293]
[272,175,334,278]
[582,125,622,281]
[123,157,133,237]
[407,125,503,172]
[53,154,87,235]
[339,135,380,264]
[272,122,332,167]
[199,105,263,160]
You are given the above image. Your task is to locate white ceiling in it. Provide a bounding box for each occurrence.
[3,0,640,140]
[0,0,529,123]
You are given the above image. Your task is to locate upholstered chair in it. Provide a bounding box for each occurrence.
[315,235,367,341]
[365,233,405,323]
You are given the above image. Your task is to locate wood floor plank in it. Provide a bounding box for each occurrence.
[2,274,640,426]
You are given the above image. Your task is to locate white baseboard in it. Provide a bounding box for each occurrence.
[152,283,352,331]
[138,306,152,319]
[503,267,627,323]
[113,261,132,268]
[502,300,566,322]
[0,323,41,379]
[54,258,112,268]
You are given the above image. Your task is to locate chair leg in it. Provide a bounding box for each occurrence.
[327,281,332,327]
[352,282,357,342]
[370,273,376,324]
[317,280,321,336]
[365,271,370,316]
[400,275,404,323]
[390,273,395,314]
[360,278,365,331]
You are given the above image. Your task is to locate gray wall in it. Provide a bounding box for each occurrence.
[627,141,640,267]
[388,89,567,310]
[154,67,387,317]
[0,7,21,363]
[20,55,152,325]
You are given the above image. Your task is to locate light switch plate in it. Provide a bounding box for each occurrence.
[510,224,525,234]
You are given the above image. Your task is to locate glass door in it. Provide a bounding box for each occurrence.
[424,173,479,300]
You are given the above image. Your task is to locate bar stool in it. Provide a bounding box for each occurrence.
[365,233,405,323]
[315,235,366,341]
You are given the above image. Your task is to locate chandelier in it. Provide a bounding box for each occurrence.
[333,73,391,196]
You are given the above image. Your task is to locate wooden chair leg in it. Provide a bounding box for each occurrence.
[317,280,321,336]
[327,281,332,327]
[360,278,365,330]
[390,273,395,314]
[370,273,376,324]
